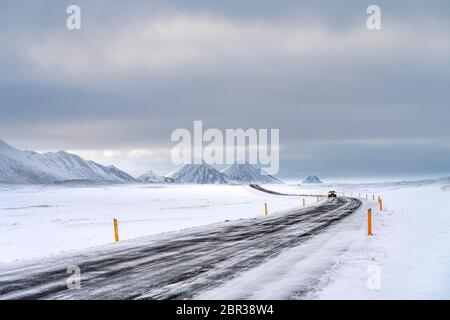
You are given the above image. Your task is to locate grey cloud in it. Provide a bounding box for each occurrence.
[1,0,450,177]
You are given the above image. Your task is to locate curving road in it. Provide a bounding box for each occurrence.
[0,187,361,300]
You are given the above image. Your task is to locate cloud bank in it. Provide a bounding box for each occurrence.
[1,0,449,177]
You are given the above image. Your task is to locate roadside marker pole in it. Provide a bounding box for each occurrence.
[302,198,306,207]
[373,194,375,201]
[366,194,368,199]
[379,199,383,211]
[113,218,119,242]
[368,209,373,236]
[264,202,268,216]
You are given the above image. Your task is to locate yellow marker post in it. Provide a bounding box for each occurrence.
[113,218,119,242]
[368,209,373,236]
[379,199,383,211]
[264,202,268,216]
[373,194,375,201]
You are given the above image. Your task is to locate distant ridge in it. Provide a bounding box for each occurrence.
[221,164,282,184]
[0,139,136,184]
[302,176,323,184]
[138,170,173,183]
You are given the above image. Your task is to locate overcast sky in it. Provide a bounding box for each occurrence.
[1,0,449,179]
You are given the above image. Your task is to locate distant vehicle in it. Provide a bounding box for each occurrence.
[328,191,337,198]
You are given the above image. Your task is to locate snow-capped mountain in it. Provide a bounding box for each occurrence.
[221,164,282,184]
[0,139,136,184]
[166,163,229,184]
[302,176,323,184]
[138,170,173,183]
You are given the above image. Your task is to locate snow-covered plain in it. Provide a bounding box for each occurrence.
[0,184,306,263]
[1,178,450,299]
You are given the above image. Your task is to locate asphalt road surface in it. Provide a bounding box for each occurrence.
[0,188,361,300]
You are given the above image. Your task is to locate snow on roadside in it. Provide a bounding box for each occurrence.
[315,183,450,299]
[200,181,450,299]
[0,184,307,263]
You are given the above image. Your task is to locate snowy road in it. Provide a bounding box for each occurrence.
[0,196,361,300]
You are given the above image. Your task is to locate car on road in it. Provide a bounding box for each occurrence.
[328,191,337,198]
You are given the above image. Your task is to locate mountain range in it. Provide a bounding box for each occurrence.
[0,139,135,184]
[0,139,283,185]
[138,170,174,183]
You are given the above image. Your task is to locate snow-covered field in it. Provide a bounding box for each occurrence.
[1,178,450,299]
[0,184,305,263]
